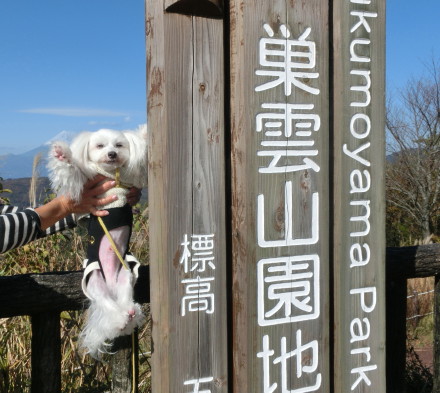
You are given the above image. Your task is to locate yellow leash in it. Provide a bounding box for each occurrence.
[97,216,130,271]
[96,215,137,393]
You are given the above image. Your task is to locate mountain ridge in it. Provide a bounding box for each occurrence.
[0,131,77,179]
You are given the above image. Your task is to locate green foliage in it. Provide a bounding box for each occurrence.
[413,314,435,343]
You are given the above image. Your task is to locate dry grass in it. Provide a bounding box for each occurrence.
[0,205,151,393]
[407,277,435,346]
[405,277,435,392]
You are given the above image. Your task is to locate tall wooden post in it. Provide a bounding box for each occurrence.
[229,1,331,392]
[147,0,386,392]
[333,0,386,391]
[147,1,228,392]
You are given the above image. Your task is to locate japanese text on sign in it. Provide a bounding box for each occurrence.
[179,234,216,317]
[255,23,322,393]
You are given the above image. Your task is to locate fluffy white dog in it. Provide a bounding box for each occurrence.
[48,125,148,358]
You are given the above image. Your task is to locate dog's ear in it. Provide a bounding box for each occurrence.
[136,123,148,141]
[123,129,148,188]
[70,132,93,175]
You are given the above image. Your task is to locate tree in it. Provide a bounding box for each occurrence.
[386,58,440,243]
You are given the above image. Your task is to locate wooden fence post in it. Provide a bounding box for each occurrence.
[386,276,407,393]
[147,0,228,392]
[111,334,138,393]
[333,0,387,391]
[31,312,61,393]
[434,275,440,391]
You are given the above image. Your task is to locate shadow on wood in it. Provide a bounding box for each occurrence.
[166,0,223,18]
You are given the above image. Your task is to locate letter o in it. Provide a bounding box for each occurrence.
[350,113,371,139]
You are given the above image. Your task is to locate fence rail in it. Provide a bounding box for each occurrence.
[1,245,440,392]
[386,243,440,392]
[0,266,149,393]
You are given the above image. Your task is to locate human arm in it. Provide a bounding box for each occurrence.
[36,176,117,231]
[0,176,117,253]
[125,187,142,207]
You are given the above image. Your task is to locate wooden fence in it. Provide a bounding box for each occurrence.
[1,246,439,392]
[0,266,149,393]
[1,1,431,392]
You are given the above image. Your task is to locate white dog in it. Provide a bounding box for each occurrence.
[48,125,148,358]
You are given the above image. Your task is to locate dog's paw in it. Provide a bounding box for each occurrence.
[127,308,141,323]
[119,304,144,335]
[52,142,72,163]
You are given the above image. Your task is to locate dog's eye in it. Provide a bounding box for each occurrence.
[116,143,123,148]
[96,144,104,149]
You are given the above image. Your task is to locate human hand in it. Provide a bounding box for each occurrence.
[126,187,142,206]
[60,175,117,217]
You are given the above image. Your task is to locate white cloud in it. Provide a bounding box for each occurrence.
[18,107,129,117]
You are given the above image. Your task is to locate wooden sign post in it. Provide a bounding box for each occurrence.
[333,0,386,391]
[147,0,386,392]
[147,1,228,392]
[229,1,331,392]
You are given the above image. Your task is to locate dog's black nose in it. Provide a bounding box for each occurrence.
[108,151,117,159]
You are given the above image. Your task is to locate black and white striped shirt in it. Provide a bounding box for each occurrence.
[0,205,77,254]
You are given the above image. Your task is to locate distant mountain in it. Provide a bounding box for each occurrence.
[0,131,77,179]
[0,129,149,208]
[1,177,148,208]
[1,177,51,208]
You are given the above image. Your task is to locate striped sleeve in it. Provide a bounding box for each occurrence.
[44,214,77,236]
[0,205,44,253]
[0,205,77,253]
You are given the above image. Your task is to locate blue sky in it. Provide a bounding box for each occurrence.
[0,0,439,155]
[386,0,440,93]
[0,0,146,155]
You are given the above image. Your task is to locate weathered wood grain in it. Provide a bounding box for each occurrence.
[147,0,227,391]
[0,266,149,318]
[2,240,440,392]
[332,0,387,391]
[111,334,139,393]
[230,1,330,391]
[387,244,440,278]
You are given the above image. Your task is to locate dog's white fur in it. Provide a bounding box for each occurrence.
[48,125,148,203]
[47,125,147,358]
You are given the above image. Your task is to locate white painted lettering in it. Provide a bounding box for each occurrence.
[350,71,372,108]
[350,11,378,34]
[350,200,371,237]
[351,364,378,390]
[258,181,319,248]
[350,287,377,313]
[350,243,370,268]
[350,317,371,343]
[350,169,371,193]
[350,113,371,138]
[343,142,371,167]
[257,335,277,393]
[351,346,372,363]
[350,39,371,63]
